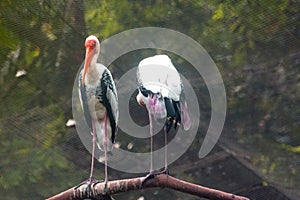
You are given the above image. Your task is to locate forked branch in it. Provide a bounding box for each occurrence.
[47,174,249,200]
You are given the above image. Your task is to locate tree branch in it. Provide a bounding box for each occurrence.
[46,174,249,200]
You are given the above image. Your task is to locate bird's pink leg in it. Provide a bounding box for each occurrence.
[141,109,155,186]
[103,114,108,190]
[164,126,168,173]
[74,120,99,191]
[89,120,97,179]
[141,105,168,187]
[148,110,154,173]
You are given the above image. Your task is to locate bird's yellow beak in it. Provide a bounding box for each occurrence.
[82,46,93,85]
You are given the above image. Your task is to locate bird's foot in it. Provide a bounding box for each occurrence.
[152,168,169,177]
[74,177,101,189]
[103,180,108,193]
[159,168,169,175]
[74,177,102,197]
[140,171,155,187]
[140,169,169,187]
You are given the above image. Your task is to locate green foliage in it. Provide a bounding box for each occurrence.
[204,0,299,67]
[0,108,79,199]
[0,0,86,199]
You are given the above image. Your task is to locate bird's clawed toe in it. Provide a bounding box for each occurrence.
[140,171,155,187]
[161,168,169,175]
[154,168,170,176]
[74,177,102,197]
[104,182,108,193]
[140,169,170,187]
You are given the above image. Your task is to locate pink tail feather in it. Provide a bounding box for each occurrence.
[181,101,191,130]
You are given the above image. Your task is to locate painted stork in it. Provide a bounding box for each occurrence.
[136,54,190,181]
[78,35,118,190]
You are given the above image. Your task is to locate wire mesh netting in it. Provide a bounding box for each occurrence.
[0,1,299,199]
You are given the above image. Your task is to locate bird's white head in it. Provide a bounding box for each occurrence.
[82,35,100,85]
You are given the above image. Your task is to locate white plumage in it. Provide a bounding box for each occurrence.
[137,54,181,102]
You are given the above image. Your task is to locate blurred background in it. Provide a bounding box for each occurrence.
[0,1,299,199]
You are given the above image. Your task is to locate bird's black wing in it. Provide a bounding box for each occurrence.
[96,69,118,143]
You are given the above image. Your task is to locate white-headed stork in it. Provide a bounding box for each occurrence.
[78,35,118,190]
[136,54,190,181]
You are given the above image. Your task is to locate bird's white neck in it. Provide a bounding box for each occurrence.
[85,58,100,86]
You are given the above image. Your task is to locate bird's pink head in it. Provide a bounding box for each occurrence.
[136,92,145,107]
[82,35,100,85]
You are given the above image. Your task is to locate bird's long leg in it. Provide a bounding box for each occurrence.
[89,120,97,180]
[141,110,155,187]
[164,125,169,174]
[74,120,99,192]
[103,113,108,191]
[149,110,154,174]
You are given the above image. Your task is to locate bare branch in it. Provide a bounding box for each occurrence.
[46,174,249,200]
